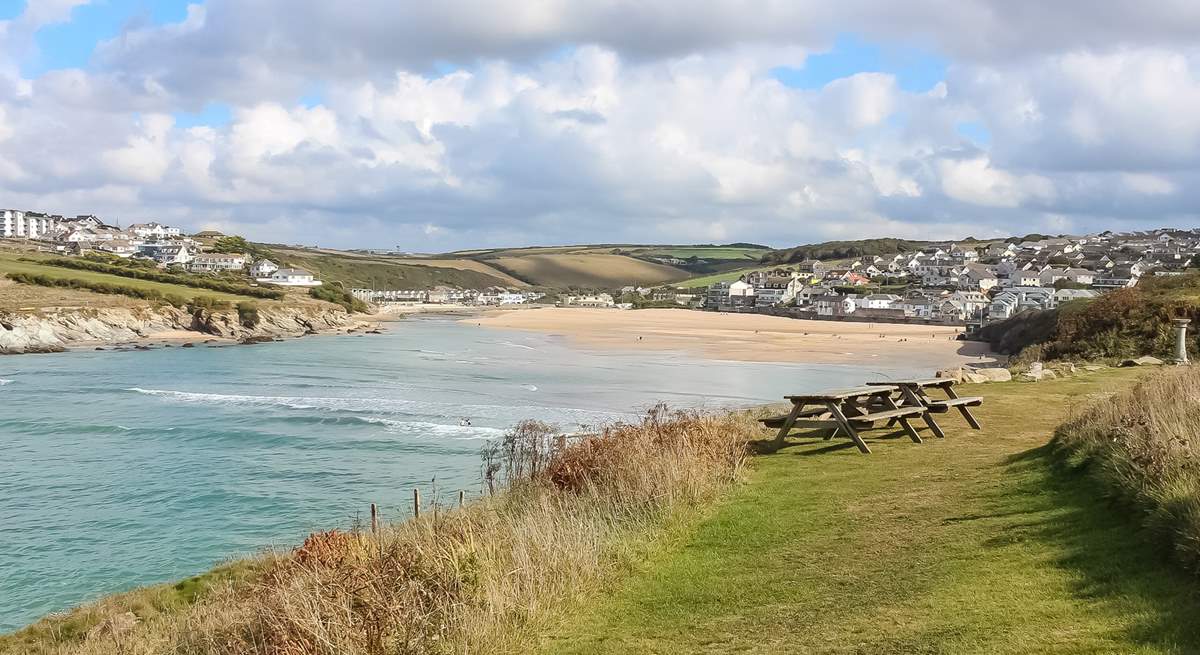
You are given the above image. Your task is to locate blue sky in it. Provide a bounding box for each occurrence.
[770,34,947,93]
[18,0,192,76]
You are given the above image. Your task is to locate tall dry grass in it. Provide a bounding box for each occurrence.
[6,405,759,655]
[1054,366,1200,573]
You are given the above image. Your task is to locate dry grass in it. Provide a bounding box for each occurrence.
[4,406,759,655]
[1053,365,1200,573]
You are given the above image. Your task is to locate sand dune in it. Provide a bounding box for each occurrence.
[469,307,996,368]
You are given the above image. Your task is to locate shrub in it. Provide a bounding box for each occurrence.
[1054,367,1200,574]
[310,285,369,313]
[236,301,260,328]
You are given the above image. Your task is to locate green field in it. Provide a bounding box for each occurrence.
[0,254,264,304]
[540,368,1200,654]
[677,264,779,288]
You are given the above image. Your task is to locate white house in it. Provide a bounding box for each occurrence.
[263,267,322,287]
[190,253,248,272]
[129,222,182,239]
[562,293,615,308]
[250,259,279,278]
[2,209,60,239]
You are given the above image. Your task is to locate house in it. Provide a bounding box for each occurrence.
[128,222,181,239]
[747,270,803,306]
[1093,266,1139,288]
[250,259,279,278]
[988,287,1056,322]
[2,209,61,239]
[190,253,248,272]
[861,293,901,309]
[95,239,138,257]
[705,280,756,309]
[1062,268,1095,285]
[263,267,322,287]
[959,263,998,291]
[812,294,857,316]
[1054,288,1098,304]
[139,243,193,266]
[561,293,614,308]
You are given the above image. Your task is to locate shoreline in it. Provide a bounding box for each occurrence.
[468,306,998,369]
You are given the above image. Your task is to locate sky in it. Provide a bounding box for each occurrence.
[0,1,1198,250]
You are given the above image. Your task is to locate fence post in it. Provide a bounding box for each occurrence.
[370,503,378,536]
[458,490,465,508]
[413,488,421,519]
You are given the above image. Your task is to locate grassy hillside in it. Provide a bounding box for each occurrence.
[542,368,1200,654]
[484,253,691,287]
[14,368,1200,653]
[0,253,267,307]
[268,249,520,290]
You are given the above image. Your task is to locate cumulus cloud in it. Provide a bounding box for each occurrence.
[0,1,1199,248]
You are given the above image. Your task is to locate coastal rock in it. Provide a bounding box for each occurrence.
[967,367,1012,382]
[0,304,365,355]
[1119,356,1164,367]
[935,367,964,383]
[962,371,989,384]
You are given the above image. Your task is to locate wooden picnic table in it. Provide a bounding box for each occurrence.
[865,378,983,436]
[761,385,927,454]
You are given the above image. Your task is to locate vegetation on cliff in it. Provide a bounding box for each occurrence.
[1054,366,1200,574]
[974,273,1200,361]
[2,408,758,654]
[28,257,285,300]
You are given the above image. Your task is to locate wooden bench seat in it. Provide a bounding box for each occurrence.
[844,406,925,424]
[925,396,983,412]
[759,408,827,428]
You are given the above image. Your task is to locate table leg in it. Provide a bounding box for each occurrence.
[902,386,944,438]
[773,401,805,445]
[880,393,922,444]
[943,384,982,430]
[826,400,871,454]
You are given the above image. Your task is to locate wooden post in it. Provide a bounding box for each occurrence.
[458,490,465,508]
[370,503,378,536]
[413,488,421,519]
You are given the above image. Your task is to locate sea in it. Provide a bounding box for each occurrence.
[0,315,913,631]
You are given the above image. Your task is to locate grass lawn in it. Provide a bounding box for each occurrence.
[540,368,1200,654]
[0,253,263,304]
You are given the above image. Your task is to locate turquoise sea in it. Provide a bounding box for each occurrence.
[0,316,912,631]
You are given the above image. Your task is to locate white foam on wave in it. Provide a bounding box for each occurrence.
[499,341,535,351]
[126,387,632,424]
[354,416,506,440]
[521,384,538,392]
[0,379,12,386]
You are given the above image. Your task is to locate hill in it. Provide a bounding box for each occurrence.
[482,253,691,287]
[761,237,930,265]
[972,273,1200,361]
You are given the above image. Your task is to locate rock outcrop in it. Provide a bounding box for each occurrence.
[0,304,365,354]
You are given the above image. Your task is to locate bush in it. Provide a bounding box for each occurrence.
[309,285,369,313]
[1054,367,1200,574]
[236,301,260,328]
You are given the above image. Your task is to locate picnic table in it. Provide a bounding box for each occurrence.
[865,378,983,437]
[760,385,927,454]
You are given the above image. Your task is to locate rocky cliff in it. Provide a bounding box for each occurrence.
[0,304,366,354]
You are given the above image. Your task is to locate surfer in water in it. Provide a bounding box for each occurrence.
[459,417,472,427]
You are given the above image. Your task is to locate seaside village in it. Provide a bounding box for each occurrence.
[692,231,1195,329]
[0,208,545,305]
[1,207,1194,325]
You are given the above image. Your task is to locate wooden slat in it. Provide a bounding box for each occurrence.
[927,396,983,408]
[866,378,951,387]
[845,406,926,423]
[785,385,898,402]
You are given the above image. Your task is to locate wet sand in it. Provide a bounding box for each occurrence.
[468,307,995,369]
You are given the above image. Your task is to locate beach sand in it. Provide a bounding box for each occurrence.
[468,307,996,369]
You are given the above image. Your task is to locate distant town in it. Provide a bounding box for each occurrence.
[1,207,1193,323]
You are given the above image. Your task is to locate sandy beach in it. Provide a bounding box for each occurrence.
[468,307,996,368]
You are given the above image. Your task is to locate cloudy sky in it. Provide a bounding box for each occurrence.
[1,1,1198,250]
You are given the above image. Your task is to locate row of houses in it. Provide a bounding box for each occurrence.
[351,287,544,305]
